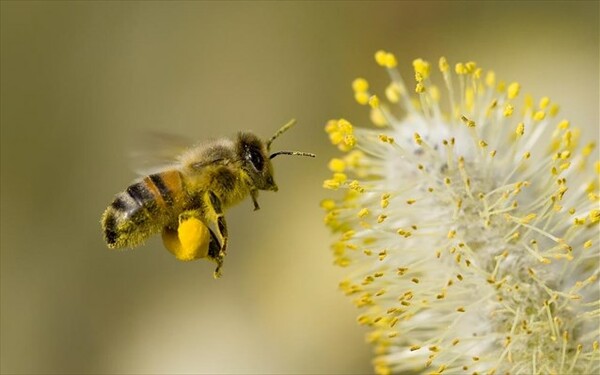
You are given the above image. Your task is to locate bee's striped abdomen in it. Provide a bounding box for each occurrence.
[102,170,185,249]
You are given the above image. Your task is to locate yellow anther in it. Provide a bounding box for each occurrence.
[559,150,571,160]
[533,110,546,121]
[497,80,506,93]
[332,173,347,183]
[473,67,482,79]
[414,132,423,145]
[337,118,353,133]
[516,122,525,137]
[354,91,369,105]
[328,158,346,172]
[320,199,336,211]
[377,215,387,223]
[374,50,387,66]
[550,104,560,117]
[455,63,467,75]
[485,70,496,87]
[465,61,477,73]
[415,82,426,93]
[352,78,369,92]
[590,209,600,223]
[439,56,449,72]
[368,95,380,108]
[447,230,456,239]
[461,115,476,127]
[323,179,340,190]
[539,96,551,109]
[456,307,466,312]
[370,107,387,127]
[344,134,356,147]
[503,104,514,117]
[523,151,531,159]
[375,50,397,68]
[558,119,570,129]
[429,85,440,102]
[344,150,364,168]
[507,82,520,99]
[519,213,537,224]
[479,140,488,148]
[357,208,370,218]
[584,240,592,249]
[385,82,400,103]
[413,58,431,79]
[378,134,394,144]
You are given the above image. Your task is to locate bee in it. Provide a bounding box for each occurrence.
[101,119,315,278]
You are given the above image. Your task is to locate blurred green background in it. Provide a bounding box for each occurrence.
[1,1,597,373]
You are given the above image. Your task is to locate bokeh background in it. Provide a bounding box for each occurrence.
[1,1,598,374]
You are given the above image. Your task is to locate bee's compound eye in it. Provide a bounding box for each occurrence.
[248,147,264,172]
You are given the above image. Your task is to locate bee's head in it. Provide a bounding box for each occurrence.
[237,132,278,191]
[237,119,315,192]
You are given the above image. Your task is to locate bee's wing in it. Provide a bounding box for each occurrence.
[130,131,195,176]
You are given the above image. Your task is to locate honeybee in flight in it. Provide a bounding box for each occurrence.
[101,119,315,278]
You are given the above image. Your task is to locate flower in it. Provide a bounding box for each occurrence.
[323,51,600,375]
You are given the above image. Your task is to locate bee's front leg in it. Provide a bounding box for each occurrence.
[251,189,260,211]
[203,191,228,278]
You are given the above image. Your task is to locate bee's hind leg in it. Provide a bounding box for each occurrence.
[203,191,228,278]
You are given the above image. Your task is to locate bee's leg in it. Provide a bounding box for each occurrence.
[251,189,260,211]
[203,191,228,278]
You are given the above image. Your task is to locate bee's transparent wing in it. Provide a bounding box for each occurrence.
[130,131,195,176]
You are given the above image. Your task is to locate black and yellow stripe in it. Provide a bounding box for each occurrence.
[102,170,185,248]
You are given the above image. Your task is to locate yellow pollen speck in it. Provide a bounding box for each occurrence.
[507,82,520,99]
[352,78,369,92]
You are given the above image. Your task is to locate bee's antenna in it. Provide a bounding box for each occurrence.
[270,150,316,159]
[266,118,297,151]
